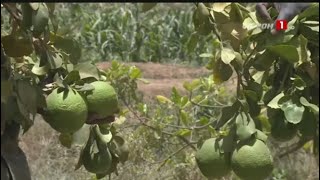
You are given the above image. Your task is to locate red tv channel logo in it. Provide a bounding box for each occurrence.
[276,20,288,31]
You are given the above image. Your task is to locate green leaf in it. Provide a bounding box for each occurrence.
[1,80,13,103]
[95,125,112,144]
[197,3,210,21]
[141,3,157,13]
[236,125,255,141]
[267,92,285,109]
[137,78,150,84]
[21,3,34,29]
[59,133,72,148]
[216,103,239,129]
[244,90,258,101]
[113,116,126,126]
[235,113,256,141]
[112,136,129,163]
[267,45,299,63]
[252,71,265,84]
[129,66,142,79]
[298,3,319,20]
[1,34,33,57]
[280,99,305,124]
[219,130,235,153]
[72,124,90,146]
[74,63,100,80]
[247,98,261,118]
[255,114,271,132]
[247,81,263,100]
[243,15,259,32]
[253,50,275,71]
[297,35,310,64]
[32,3,49,37]
[199,53,213,58]
[299,109,317,137]
[235,112,247,126]
[198,116,209,125]
[1,133,32,180]
[211,3,231,12]
[180,97,189,109]
[183,79,201,92]
[16,80,38,117]
[170,87,181,104]
[156,95,172,104]
[213,59,233,83]
[180,110,188,126]
[48,13,58,34]
[75,147,84,170]
[221,48,236,64]
[291,76,306,90]
[45,3,55,14]
[175,129,191,137]
[229,3,244,23]
[74,83,95,92]
[29,3,40,10]
[63,70,80,85]
[300,97,319,114]
[47,51,63,69]
[186,32,199,54]
[31,63,49,76]
[255,129,268,142]
[50,33,81,64]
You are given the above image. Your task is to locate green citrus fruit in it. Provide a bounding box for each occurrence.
[44,88,87,133]
[231,139,273,180]
[86,81,119,118]
[195,138,231,178]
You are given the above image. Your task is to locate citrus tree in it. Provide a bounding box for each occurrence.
[133,3,319,180]
[1,3,137,179]
[1,2,319,180]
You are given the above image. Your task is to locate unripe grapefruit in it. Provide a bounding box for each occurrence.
[231,139,273,180]
[195,138,231,178]
[44,88,88,133]
[86,81,119,118]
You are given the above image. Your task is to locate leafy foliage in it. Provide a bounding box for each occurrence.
[1,2,319,180]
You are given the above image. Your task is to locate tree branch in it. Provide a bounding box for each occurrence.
[277,137,312,159]
[189,92,229,109]
[121,99,197,150]
[2,3,22,24]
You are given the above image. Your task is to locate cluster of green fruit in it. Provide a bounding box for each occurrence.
[43,80,125,175]
[43,80,119,134]
[195,136,273,180]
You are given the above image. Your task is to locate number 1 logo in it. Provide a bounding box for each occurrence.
[275,20,288,31]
